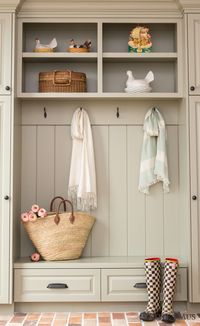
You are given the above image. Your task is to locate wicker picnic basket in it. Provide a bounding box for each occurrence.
[39,70,87,92]
[23,197,95,261]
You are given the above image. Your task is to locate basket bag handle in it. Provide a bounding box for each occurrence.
[52,70,72,86]
[50,196,67,212]
[54,199,75,225]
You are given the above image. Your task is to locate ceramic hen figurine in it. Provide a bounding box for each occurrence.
[35,38,57,51]
[125,70,154,93]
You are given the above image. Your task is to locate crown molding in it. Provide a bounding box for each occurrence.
[15,0,200,17]
[0,0,24,11]
[2,0,199,16]
[178,0,200,12]
[17,0,184,18]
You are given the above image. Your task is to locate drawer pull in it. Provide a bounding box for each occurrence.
[47,283,68,289]
[133,282,147,289]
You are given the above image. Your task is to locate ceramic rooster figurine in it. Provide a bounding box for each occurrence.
[124,70,154,93]
[34,38,57,52]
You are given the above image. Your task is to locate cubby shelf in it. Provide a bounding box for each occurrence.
[18,92,182,99]
[22,52,98,63]
[18,20,182,98]
[103,52,178,61]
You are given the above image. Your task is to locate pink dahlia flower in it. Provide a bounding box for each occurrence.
[31,204,40,213]
[21,212,29,222]
[31,252,40,262]
[28,212,37,222]
[38,208,47,217]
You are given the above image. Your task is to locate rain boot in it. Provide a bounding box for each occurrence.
[140,257,161,321]
[161,258,179,323]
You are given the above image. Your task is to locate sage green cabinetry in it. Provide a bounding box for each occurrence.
[189,97,200,302]
[188,14,200,95]
[0,13,12,303]
[0,96,12,303]
[0,14,12,95]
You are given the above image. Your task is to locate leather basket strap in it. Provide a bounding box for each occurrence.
[54,199,75,225]
[50,196,67,212]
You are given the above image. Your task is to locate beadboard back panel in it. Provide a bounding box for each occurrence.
[20,100,182,258]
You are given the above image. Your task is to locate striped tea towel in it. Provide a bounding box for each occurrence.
[138,107,170,194]
[68,108,97,211]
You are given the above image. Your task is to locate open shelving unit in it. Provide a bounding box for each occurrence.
[17,19,182,98]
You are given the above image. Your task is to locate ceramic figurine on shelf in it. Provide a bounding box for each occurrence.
[67,39,92,52]
[34,37,57,52]
[124,70,154,93]
[128,26,152,53]
[69,39,77,48]
[83,39,92,49]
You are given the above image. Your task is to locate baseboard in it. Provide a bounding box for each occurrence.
[0,304,14,315]
[14,302,187,313]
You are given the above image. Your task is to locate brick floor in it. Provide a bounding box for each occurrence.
[1,312,200,325]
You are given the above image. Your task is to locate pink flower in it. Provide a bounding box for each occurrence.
[31,204,40,213]
[38,208,47,217]
[28,212,37,222]
[21,212,29,222]
[31,252,40,262]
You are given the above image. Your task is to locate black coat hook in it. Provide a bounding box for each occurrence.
[116,107,120,118]
[44,107,47,118]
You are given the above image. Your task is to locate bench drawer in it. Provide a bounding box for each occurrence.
[14,269,100,302]
[101,268,187,302]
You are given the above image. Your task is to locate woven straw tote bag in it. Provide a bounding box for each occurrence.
[23,198,95,261]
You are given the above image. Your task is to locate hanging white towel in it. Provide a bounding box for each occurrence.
[68,108,97,211]
[138,107,170,194]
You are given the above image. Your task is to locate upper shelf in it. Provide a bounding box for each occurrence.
[22,52,98,62]
[18,20,182,98]
[103,52,178,62]
[18,92,182,99]
[22,52,178,63]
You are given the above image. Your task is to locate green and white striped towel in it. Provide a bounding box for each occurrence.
[138,107,170,194]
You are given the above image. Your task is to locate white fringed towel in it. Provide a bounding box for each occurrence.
[138,107,170,194]
[68,108,97,211]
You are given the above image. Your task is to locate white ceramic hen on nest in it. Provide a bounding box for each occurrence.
[124,70,154,93]
[34,38,57,52]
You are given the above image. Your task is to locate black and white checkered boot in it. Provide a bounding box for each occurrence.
[140,258,161,321]
[161,258,179,323]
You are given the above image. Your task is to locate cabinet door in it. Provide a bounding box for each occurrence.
[188,14,200,95]
[0,97,11,303]
[0,13,12,95]
[189,97,200,302]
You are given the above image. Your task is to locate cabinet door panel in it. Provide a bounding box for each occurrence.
[189,97,200,302]
[188,14,200,95]
[101,268,187,302]
[14,269,100,302]
[0,97,11,303]
[0,14,12,95]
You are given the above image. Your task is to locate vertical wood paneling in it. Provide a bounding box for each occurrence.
[54,126,71,198]
[145,181,164,256]
[92,126,109,256]
[109,126,127,256]
[164,126,180,257]
[20,121,181,259]
[127,126,146,256]
[37,126,55,209]
[21,126,37,256]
